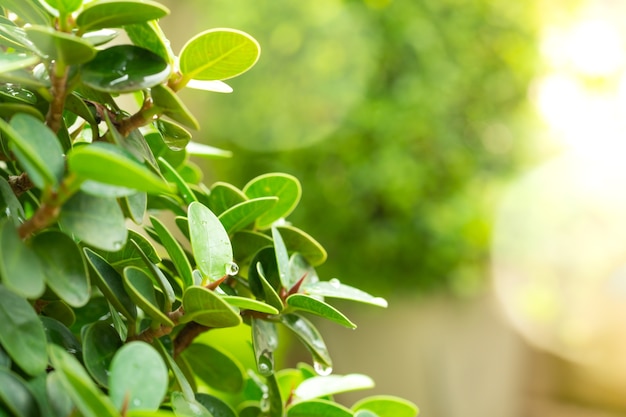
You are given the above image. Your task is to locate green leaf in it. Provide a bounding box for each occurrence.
[109,342,168,411]
[250,262,284,312]
[196,393,237,417]
[41,316,81,355]
[0,84,36,104]
[123,266,174,326]
[179,28,260,81]
[154,119,192,151]
[354,411,379,417]
[243,173,302,229]
[121,192,147,224]
[171,391,213,417]
[1,113,64,189]
[48,344,119,417]
[68,142,174,194]
[295,374,374,401]
[272,226,291,288]
[33,231,90,307]
[0,285,47,376]
[352,396,419,417]
[91,229,160,270]
[276,225,327,266]
[188,201,233,282]
[151,84,198,130]
[207,182,247,215]
[287,399,354,417]
[124,21,174,64]
[185,79,233,93]
[131,239,176,311]
[181,286,242,328]
[231,230,272,276]
[25,26,96,65]
[82,321,123,387]
[266,374,283,417]
[1,1,49,26]
[0,220,45,299]
[281,314,332,375]
[251,318,278,376]
[81,45,170,93]
[76,0,170,32]
[0,53,40,73]
[150,215,193,289]
[46,372,75,417]
[158,156,197,205]
[219,197,278,235]
[0,369,39,417]
[302,281,388,308]
[42,301,76,328]
[286,294,356,329]
[186,141,232,159]
[59,191,128,251]
[181,344,245,393]
[82,28,118,46]
[222,296,279,315]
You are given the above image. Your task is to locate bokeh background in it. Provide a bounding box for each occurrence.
[161,0,626,415]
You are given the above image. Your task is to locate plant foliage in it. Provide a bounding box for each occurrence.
[0,1,417,416]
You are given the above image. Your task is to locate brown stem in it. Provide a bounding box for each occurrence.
[18,202,59,239]
[8,173,34,197]
[117,98,158,137]
[173,322,211,358]
[128,324,173,343]
[45,63,69,134]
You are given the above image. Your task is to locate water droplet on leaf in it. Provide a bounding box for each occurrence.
[225,261,239,276]
[258,350,273,376]
[313,361,332,376]
[329,278,341,288]
[260,392,270,412]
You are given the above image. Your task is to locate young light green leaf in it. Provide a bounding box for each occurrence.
[286,294,356,329]
[272,227,291,288]
[0,220,45,299]
[124,20,173,64]
[32,230,90,307]
[68,142,174,194]
[81,45,170,93]
[25,26,96,65]
[287,399,354,417]
[179,28,260,81]
[251,318,278,377]
[0,285,47,376]
[243,173,302,229]
[48,344,119,417]
[219,197,278,235]
[123,266,174,327]
[0,369,40,417]
[180,286,242,328]
[276,225,327,266]
[222,296,279,315]
[1,1,49,26]
[150,215,193,289]
[295,374,374,401]
[188,201,233,282]
[42,0,83,14]
[181,344,245,393]
[352,396,419,417]
[59,191,128,252]
[109,342,168,411]
[186,141,233,159]
[151,84,199,130]
[76,0,170,32]
[302,281,388,308]
[154,119,192,151]
[207,182,247,215]
[82,321,123,387]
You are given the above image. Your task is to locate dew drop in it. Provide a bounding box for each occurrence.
[132,398,142,407]
[260,392,270,412]
[225,261,239,276]
[329,278,341,289]
[258,351,274,376]
[112,241,124,251]
[313,361,333,376]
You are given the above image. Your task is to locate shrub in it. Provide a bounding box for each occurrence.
[0,1,417,416]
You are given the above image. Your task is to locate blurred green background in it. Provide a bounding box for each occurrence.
[161,0,540,296]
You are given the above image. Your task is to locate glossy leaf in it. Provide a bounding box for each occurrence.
[81,45,170,93]
[251,262,284,312]
[123,267,174,326]
[0,285,47,376]
[59,191,128,251]
[182,344,245,393]
[276,225,327,266]
[0,369,39,417]
[219,197,278,235]
[93,229,161,270]
[82,321,123,387]
[295,374,374,401]
[267,374,283,417]
[131,240,176,311]
[1,113,63,189]
[151,84,199,130]
[82,28,119,46]
[251,318,278,376]
[280,314,332,373]
[179,29,260,81]
[181,286,241,328]
[188,201,233,282]
[48,344,119,417]
[155,119,192,151]
[243,173,302,229]
[76,0,170,32]
[125,21,174,64]
[352,396,419,417]
[0,53,40,73]
[33,230,90,307]
[272,226,291,288]
[154,340,195,401]
[25,26,96,65]
[68,142,174,194]
[151,215,193,288]
[109,342,168,411]
[287,399,354,417]
[186,79,233,93]
[222,296,279,315]
[0,84,36,104]
[302,281,388,308]
[171,391,213,417]
[286,294,356,329]
[186,141,233,159]
[42,0,82,14]
[46,372,75,417]
[1,1,49,25]
[0,220,45,299]
[158,157,197,205]
[207,182,247,215]
[41,316,81,357]
[196,393,237,417]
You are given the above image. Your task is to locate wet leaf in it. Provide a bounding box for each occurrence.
[155,119,192,151]
[182,344,245,393]
[251,318,278,376]
[151,84,198,130]
[196,393,237,417]
[171,391,213,417]
[272,227,291,288]
[41,316,81,357]
[124,21,173,64]
[82,321,122,387]
[280,314,332,374]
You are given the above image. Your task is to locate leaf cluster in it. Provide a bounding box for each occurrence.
[0,1,417,416]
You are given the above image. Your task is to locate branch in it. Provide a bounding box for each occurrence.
[8,173,34,197]
[46,63,69,133]
[18,202,59,239]
[173,322,211,358]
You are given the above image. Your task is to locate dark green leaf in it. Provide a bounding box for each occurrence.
[219,197,278,235]
[41,301,76,327]
[131,239,176,311]
[0,220,45,299]
[231,230,272,277]
[59,191,127,251]
[109,342,168,411]
[150,215,193,289]
[251,318,278,376]
[123,266,173,326]
[294,374,374,400]
[287,399,353,417]
[82,321,122,387]
[33,230,90,307]
[243,173,302,229]
[352,396,419,417]
[76,0,170,32]
[0,285,47,376]
[81,45,170,93]
[124,21,173,64]
[170,391,212,417]
[196,393,237,417]
[302,281,388,308]
[0,53,40,73]
[154,340,195,401]
[0,369,39,417]
[25,26,96,65]
[41,316,81,357]
[266,373,283,417]
[250,262,283,312]
[281,314,332,375]
[180,286,242,328]
[286,294,356,329]
[91,229,160,271]
[182,344,245,393]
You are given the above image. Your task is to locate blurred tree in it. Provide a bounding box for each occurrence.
[162,0,539,295]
